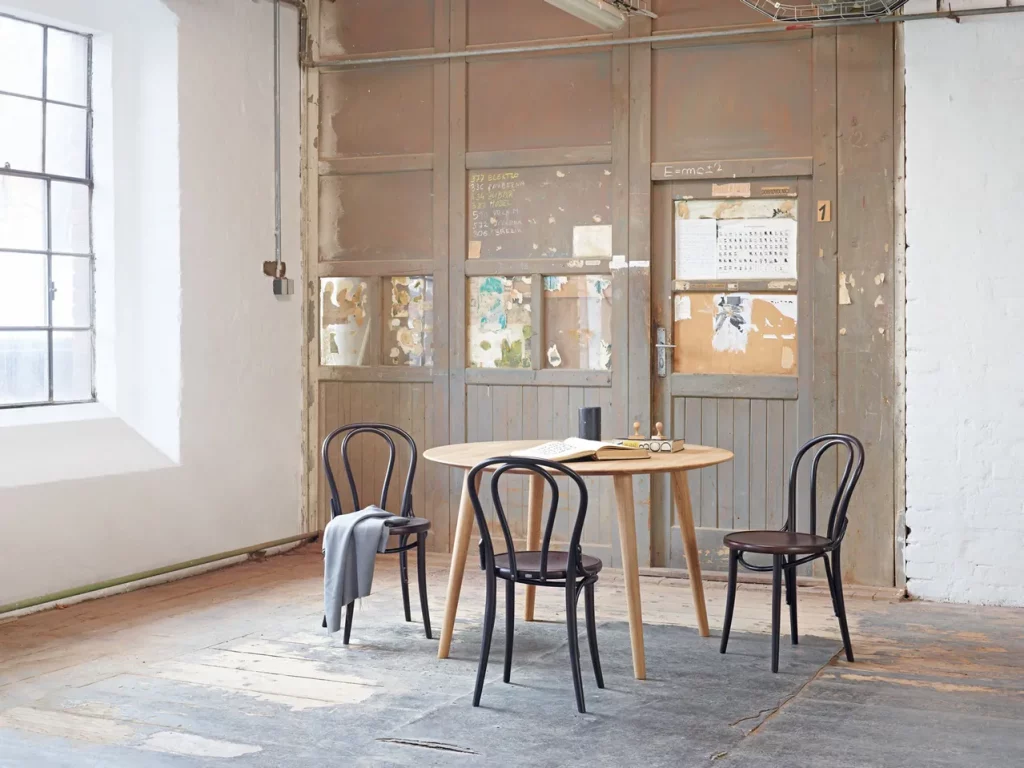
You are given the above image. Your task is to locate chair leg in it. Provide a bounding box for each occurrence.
[417,533,432,639]
[831,550,855,663]
[823,556,840,617]
[565,585,586,714]
[504,580,515,684]
[720,549,739,654]
[786,555,799,645]
[771,555,782,673]
[399,538,412,623]
[473,571,498,707]
[343,602,355,645]
[583,582,604,689]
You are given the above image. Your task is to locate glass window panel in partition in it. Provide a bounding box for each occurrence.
[673,292,797,376]
[542,275,611,370]
[383,276,433,367]
[675,198,798,281]
[467,276,532,369]
[320,277,370,366]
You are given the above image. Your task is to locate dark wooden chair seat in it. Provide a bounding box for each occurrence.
[383,517,432,540]
[469,457,604,714]
[720,434,864,673]
[321,423,431,645]
[724,531,830,556]
[493,550,603,581]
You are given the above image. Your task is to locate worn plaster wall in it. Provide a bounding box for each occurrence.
[904,11,1024,606]
[0,0,303,606]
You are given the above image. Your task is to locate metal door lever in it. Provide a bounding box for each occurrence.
[656,326,674,378]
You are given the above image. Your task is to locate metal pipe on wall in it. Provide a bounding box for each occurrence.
[267,0,293,295]
[314,4,1024,70]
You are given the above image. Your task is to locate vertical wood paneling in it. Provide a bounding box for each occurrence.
[550,386,571,544]
[837,24,896,586]
[717,399,734,530]
[733,399,751,531]
[700,398,718,528]
[749,398,768,529]
[683,398,703,517]
[766,399,786,529]
[783,398,799,523]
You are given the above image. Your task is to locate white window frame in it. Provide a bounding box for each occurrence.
[0,11,94,409]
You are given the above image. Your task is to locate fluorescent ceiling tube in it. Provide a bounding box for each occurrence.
[544,0,627,31]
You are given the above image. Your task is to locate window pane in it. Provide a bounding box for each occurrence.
[0,17,43,98]
[468,276,532,369]
[0,95,43,172]
[384,277,433,367]
[0,176,47,251]
[46,29,89,106]
[543,275,612,370]
[51,181,90,253]
[673,292,798,375]
[51,255,91,328]
[320,277,370,366]
[45,103,87,178]
[52,330,91,401]
[0,331,48,405]
[0,253,47,327]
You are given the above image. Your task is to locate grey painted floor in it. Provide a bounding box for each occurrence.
[1,548,1022,766]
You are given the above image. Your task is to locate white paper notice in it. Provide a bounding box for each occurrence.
[572,225,613,258]
[715,218,797,279]
[675,218,718,280]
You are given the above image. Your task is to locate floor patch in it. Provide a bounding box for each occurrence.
[140,731,262,758]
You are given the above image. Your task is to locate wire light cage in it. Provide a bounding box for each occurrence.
[740,1,910,21]
[608,0,657,18]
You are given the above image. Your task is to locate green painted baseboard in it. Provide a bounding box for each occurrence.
[0,532,319,616]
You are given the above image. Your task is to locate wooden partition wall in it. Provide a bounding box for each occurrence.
[302,0,898,586]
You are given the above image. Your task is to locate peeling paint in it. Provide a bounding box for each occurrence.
[468,276,532,369]
[547,344,562,367]
[874,273,886,285]
[874,295,884,307]
[839,272,852,305]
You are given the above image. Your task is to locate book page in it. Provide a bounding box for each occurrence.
[675,217,718,280]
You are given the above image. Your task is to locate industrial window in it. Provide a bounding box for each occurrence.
[0,13,93,407]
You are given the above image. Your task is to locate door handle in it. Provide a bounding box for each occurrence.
[656,326,674,378]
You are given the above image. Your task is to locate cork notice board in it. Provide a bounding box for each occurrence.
[674,292,797,375]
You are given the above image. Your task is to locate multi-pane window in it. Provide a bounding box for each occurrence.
[0,13,93,407]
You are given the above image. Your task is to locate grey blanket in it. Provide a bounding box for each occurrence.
[323,505,396,633]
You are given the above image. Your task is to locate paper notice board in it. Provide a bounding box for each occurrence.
[675,216,797,280]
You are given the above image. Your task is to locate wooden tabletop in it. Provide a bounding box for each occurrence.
[423,440,734,476]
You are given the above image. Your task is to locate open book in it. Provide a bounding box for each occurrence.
[510,438,648,462]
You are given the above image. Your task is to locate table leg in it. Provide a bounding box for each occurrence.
[523,474,545,621]
[671,470,710,638]
[438,470,477,659]
[612,475,646,680]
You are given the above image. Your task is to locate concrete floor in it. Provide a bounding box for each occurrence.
[0,546,1022,766]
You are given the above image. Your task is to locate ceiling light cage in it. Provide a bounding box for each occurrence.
[740,1,910,21]
[607,0,658,18]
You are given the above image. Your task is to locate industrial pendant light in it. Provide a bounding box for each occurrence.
[740,0,910,21]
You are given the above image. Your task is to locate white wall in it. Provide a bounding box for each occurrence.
[0,0,303,606]
[904,12,1024,606]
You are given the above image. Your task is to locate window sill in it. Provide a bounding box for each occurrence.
[0,402,112,429]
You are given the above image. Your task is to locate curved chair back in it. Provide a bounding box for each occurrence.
[321,423,417,519]
[786,433,864,544]
[467,457,589,582]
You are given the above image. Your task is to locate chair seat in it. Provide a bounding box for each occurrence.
[724,530,831,555]
[385,517,431,535]
[493,550,602,581]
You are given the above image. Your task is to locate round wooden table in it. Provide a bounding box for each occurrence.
[424,440,734,680]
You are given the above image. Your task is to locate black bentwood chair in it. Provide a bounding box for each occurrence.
[321,423,431,644]
[468,457,604,714]
[720,434,864,673]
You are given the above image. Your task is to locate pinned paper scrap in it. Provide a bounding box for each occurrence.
[573,225,613,258]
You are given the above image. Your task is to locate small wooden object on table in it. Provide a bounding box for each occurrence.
[424,439,734,680]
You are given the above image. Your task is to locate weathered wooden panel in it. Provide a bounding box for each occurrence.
[837,25,895,587]
[466,0,600,45]
[468,164,613,260]
[465,383,614,563]
[652,40,813,162]
[318,381,446,551]
[319,172,433,261]
[319,0,436,58]
[319,66,433,158]
[467,53,612,152]
[652,0,771,32]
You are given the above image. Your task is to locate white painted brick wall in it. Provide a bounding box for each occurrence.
[904,12,1024,606]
